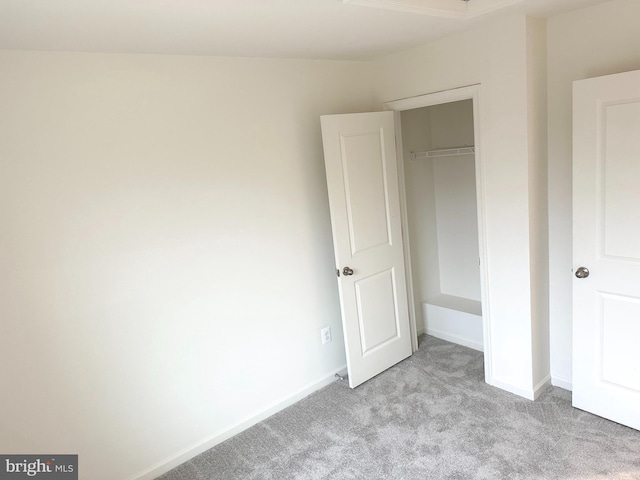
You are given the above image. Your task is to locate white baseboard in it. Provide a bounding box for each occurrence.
[551,374,573,391]
[486,374,552,401]
[426,328,484,352]
[488,376,536,400]
[130,365,347,480]
[533,375,552,400]
[423,303,484,352]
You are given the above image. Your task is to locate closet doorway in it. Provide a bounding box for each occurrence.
[385,86,491,381]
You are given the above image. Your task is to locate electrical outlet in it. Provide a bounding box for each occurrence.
[321,326,332,345]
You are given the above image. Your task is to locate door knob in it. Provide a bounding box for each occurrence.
[575,267,590,279]
[342,266,354,276]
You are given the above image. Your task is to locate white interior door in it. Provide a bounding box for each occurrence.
[573,70,640,430]
[321,112,412,388]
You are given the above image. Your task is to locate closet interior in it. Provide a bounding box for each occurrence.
[400,99,484,352]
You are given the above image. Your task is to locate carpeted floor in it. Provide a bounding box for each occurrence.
[159,335,640,479]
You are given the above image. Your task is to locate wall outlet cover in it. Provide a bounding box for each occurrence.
[321,327,332,345]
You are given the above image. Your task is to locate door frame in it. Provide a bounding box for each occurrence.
[384,84,493,384]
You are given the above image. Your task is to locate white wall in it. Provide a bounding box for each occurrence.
[400,107,438,333]
[400,101,479,331]
[433,154,480,301]
[526,16,550,394]
[403,101,480,303]
[430,101,479,302]
[547,0,640,389]
[0,51,374,480]
[428,101,474,150]
[373,14,545,398]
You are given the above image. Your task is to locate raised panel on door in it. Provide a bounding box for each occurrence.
[340,130,393,255]
[599,293,640,392]
[355,268,400,355]
[601,101,640,261]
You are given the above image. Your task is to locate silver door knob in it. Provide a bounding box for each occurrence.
[342,266,354,276]
[575,267,590,279]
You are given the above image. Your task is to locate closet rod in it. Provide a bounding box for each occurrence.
[410,146,475,160]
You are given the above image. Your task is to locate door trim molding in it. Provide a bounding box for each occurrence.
[384,84,494,386]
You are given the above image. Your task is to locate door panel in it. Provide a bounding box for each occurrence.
[573,70,640,430]
[601,101,640,260]
[321,112,412,388]
[355,268,400,354]
[340,130,392,254]
[600,293,640,392]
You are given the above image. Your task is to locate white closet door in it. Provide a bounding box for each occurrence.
[321,112,412,388]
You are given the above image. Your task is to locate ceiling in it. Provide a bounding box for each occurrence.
[0,0,610,60]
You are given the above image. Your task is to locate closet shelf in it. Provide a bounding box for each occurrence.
[410,146,475,160]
